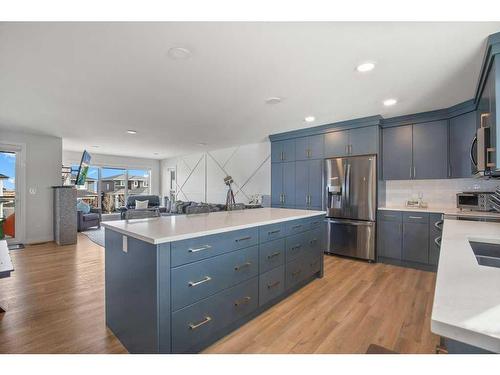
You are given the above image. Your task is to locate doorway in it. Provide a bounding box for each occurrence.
[0,147,22,244]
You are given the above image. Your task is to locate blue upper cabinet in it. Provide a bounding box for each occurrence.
[412,120,448,179]
[349,126,379,156]
[324,130,349,158]
[382,125,413,180]
[449,111,477,178]
[325,126,378,158]
[271,162,295,208]
[295,134,324,160]
[271,139,295,163]
[294,159,323,210]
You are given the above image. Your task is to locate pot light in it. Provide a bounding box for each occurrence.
[383,98,398,106]
[265,97,282,105]
[126,130,137,134]
[356,62,375,73]
[305,116,315,123]
[167,47,192,60]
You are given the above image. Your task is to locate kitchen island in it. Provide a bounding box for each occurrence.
[431,219,500,353]
[102,208,326,353]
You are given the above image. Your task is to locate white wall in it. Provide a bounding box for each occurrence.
[0,129,62,244]
[160,142,271,204]
[63,151,161,196]
[385,178,500,208]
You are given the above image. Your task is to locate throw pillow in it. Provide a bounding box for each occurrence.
[135,199,149,209]
[77,199,91,214]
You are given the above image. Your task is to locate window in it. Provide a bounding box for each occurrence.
[101,168,126,213]
[127,169,151,196]
[70,165,99,209]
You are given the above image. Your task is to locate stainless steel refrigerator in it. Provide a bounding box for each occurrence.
[324,155,376,261]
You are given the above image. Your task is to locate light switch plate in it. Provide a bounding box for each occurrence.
[122,236,128,253]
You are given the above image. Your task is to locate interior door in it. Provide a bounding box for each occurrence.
[0,146,21,244]
[346,155,376,221]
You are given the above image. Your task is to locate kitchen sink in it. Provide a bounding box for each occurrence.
[469,240,500,269]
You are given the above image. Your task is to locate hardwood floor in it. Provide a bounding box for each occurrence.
[0,234,439,354]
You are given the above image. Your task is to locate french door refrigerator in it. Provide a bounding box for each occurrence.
[325,155,376,261]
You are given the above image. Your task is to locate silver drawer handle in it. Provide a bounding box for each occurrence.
[267,252,281,259]
[311,221,320,226]
[291,244,302,250]
[234,296,252,307]
[434,237,442,246]
[268,229,281,235]
[188,245,212,253]
[235,236,252,242]
[434,220,443,230]
[408,216,423,219]
[234,262,252,271]
[188,276,212,287]
[383,214,396,218]
[267,281,281,289]
[292,224,302,229]
[189,316,212,330]
[310,238,317,244]
[292,270,302,277]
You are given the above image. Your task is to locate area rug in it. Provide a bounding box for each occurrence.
[81,227,105,247]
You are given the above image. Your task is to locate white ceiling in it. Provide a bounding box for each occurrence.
[1,22,500,159]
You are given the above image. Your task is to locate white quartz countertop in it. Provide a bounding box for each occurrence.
[431,219,500,352]
[102,208,326,244]
[378,206,500,219]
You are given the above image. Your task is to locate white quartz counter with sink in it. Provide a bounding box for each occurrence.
[102,207,326,244]
[431,219,500,353]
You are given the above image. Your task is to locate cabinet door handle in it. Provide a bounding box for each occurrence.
[189,316,212,330]
[234,296,252,307]
[292,224,302,229]
[235,236,252,242]
[282,193,286,204]
[280,151,284,161]
[267,280,281,289]
[413,166,416,178]
[234,262,252,271]
[291,244,302,250]
[408,216,423,219]
[410,166,412,179]
[268,229,281,235]
[188,244,212,253]
[188,276,212,287]
[310,238,318,244]
[267,252,281,259]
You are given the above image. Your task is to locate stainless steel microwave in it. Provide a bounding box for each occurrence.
[456,192,494,211]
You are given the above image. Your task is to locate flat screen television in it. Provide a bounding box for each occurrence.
[75,150,92,186]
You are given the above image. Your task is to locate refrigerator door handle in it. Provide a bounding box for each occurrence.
[345,163,351,210]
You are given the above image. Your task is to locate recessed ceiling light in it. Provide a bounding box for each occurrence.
[126,130,137,134]
[167,47,192,60]
[305,116,316,123]
[356,62,376,73]
[383,98,398,106]
[265,97,282,105]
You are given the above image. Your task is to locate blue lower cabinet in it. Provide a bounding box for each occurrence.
[172,277,259,353]
[259,265,285,306]
[306,255,322,276]
[285,256,307,290]
[259,222,286,243]
[259,238,285,274]
[285,218,309,236]
[285,232,308,263]
[171,245,259,311]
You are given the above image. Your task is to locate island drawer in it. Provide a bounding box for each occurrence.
[172,277,258,353]
[259,265,285,306]
[307,226,324,257]
[285,231,309,263]
[403,212,429,224]
[285,218,310,236]
[377,210,403,222]
[285,255,307,290]
[171,227,259,267]
[171,245,259,311]
[259,223,286,243]
[308,216,325,230]
[306,254,322,276]
[259,238,285,274]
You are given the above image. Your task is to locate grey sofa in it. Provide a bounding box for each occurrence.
[120,195,165,219]
[77,208,102,231]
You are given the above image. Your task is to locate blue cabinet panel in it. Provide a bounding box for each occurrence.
[449,111,476,178]
[349,126,378,155]
[412,120,448,179]
[171,277,258,353]
[259,238,285,274]
[382,125,412,180]
[271,163,284,207]
[285,255,307,290]
[171,227,258,267]
[285,218,310,236]
[402,222,429,264]
[308,159,323,209]
[377,221,402,260]
[171,245,259,311]
[271,140,295,162]
[325,130,349,158]
[294,137,309,161]
[285,232,309,263]
[295,135,325,161]
[294,160,309,209]
[259,222,286,243]
[282,162,296,207]
[259,265,285,306]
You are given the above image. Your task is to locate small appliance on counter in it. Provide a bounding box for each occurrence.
[456,191,495,211]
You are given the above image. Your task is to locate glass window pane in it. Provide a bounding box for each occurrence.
[75,166,99,209]
[101,168,126,213]
[127,169,151,196]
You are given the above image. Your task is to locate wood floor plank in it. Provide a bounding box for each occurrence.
[0,235,439,354]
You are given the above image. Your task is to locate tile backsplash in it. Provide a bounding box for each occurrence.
[385,178,500,208]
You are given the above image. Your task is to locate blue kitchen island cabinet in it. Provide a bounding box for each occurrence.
[103,208,325,354]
